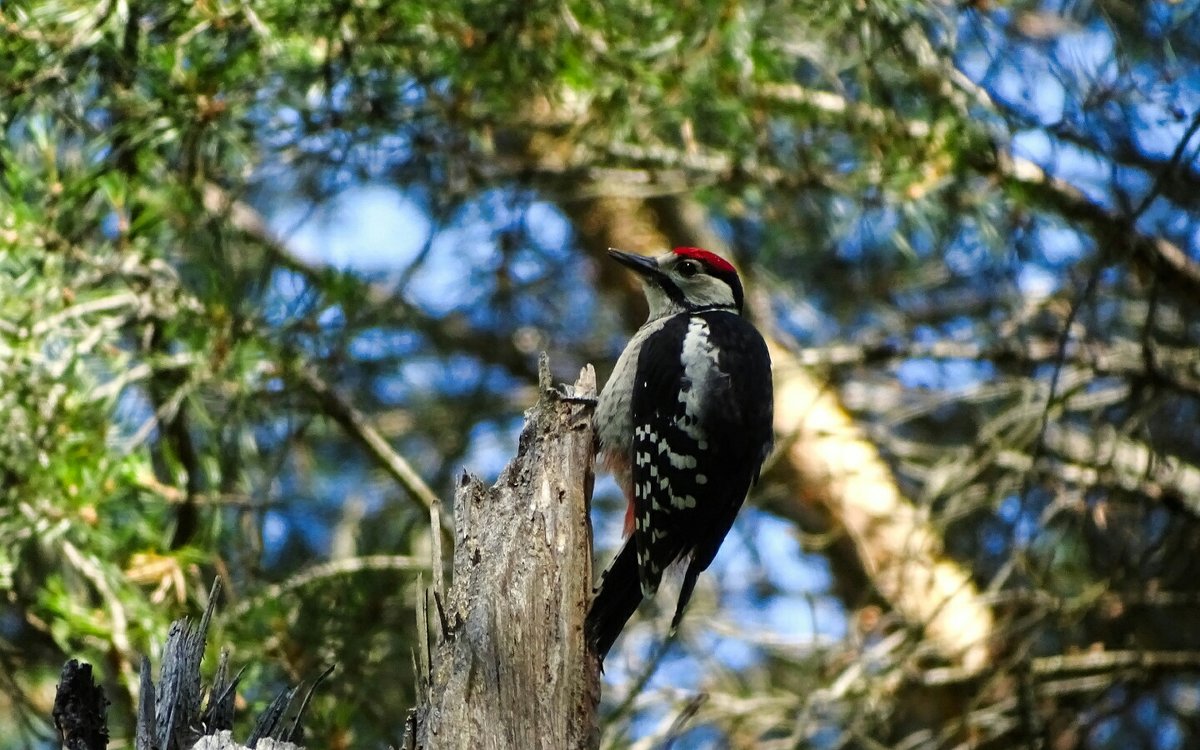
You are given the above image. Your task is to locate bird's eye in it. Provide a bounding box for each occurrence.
[677,260,701,278]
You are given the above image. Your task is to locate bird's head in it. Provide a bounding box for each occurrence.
[608,247,745,320]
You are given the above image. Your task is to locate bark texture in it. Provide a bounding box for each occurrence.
[408,358,600,750]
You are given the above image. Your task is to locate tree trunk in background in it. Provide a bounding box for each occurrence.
[407,359,601,750]
[767,338,993,670]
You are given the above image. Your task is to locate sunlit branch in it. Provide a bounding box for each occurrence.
[921,648,1200,686]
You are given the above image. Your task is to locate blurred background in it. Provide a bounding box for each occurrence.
[3,0,1200,747]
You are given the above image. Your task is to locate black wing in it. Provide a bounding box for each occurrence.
[629,310,773,616]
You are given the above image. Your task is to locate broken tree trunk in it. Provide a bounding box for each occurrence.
[406,357,601,750]
[52,579,322,750]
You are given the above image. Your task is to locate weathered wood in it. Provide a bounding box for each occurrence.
[153,585,215,750]
[407,357,601,750]
[54,659,109,750]
[55,579,313,750]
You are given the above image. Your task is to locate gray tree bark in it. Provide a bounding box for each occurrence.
[407,357,601,750]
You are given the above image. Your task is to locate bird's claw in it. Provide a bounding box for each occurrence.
[553,383,598,406]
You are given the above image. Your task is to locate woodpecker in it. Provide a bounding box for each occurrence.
[587,246,773,660]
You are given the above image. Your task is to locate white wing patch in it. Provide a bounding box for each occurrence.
[678,317,721,437]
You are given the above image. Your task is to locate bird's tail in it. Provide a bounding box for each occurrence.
[586,538,643,661]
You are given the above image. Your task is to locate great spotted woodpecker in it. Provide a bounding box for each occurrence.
[587,247,773,660]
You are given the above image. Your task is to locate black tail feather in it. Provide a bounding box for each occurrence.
[586,539,644,660]
[669,559,702,634]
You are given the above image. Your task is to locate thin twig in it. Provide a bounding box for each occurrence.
[229,555,428,619]
[297,366,445,522]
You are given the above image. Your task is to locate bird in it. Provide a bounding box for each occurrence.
[587,246,774,660]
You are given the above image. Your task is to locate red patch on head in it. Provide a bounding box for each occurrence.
[672,247,737,275]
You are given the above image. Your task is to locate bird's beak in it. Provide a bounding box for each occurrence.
[607,248,659,278]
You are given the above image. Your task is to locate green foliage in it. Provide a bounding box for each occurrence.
[3,0,1200,746]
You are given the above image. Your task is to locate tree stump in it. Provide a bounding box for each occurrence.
[406,357,601,749]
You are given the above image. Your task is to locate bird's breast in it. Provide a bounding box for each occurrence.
[595,317,671,459]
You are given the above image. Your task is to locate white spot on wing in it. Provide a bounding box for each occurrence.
[667,451,696,469]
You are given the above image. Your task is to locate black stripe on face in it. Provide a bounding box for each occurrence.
[659,270,743,313]
[654,275,691,307]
